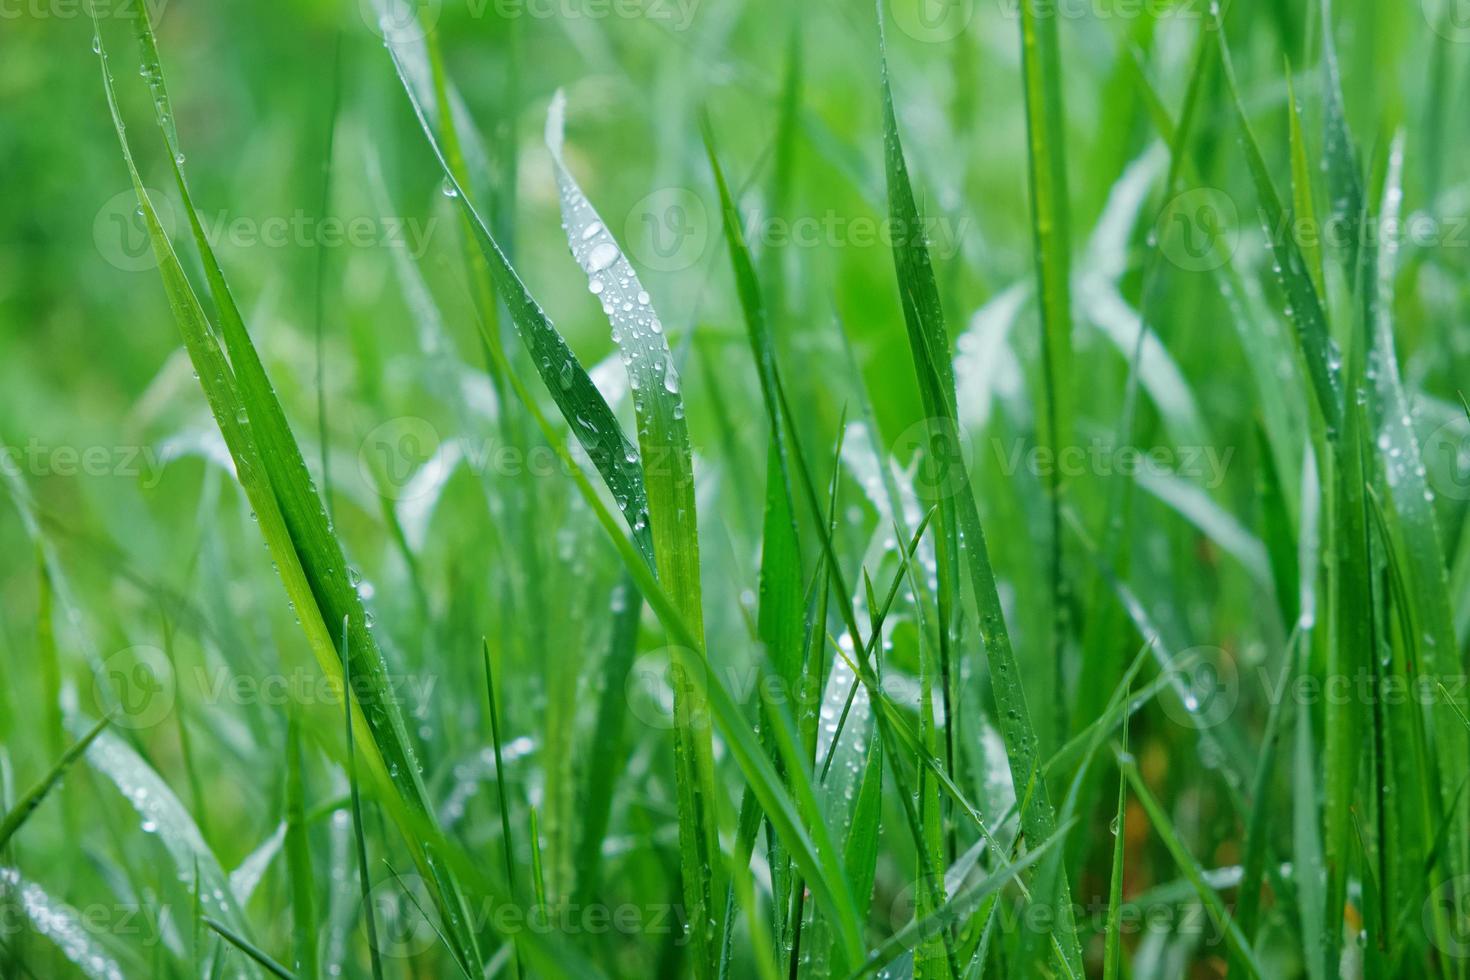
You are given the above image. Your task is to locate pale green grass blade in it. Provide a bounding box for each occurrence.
[0,868,128,980]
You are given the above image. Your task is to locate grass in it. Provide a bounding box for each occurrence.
[2,0,1469,976]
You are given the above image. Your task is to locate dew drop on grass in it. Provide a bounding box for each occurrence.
[588,242,619,273]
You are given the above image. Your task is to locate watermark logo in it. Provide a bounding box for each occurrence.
[1424,418,1470,500]
[890,0,974,42]
[1426,874,1470,957]
[359,417,446,501]
[626,646,711,731]
[1426,0,1470,43]
[94,188,176,273]
[362,0,441,42]
[894,418,973,500]
[626,188,709,273]
[368,874,441,959]
[1160,646,1238,730]
[1157,187,1238,272]
[93,645,175,730]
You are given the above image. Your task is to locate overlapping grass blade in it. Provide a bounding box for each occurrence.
[874,18,1084,976]
[98,8,484,968]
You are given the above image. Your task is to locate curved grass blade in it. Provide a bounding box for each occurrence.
[1116,752,1264,977]
[384,43,653,564]
[106,9,484,967]
[0,868,127,980]
[545,91,722,979]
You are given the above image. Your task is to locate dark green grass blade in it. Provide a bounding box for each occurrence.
[1214,14,1341,436]
[1101,718,1128,980]
[385,44,653,564]
[874,18,1084,976]
[481,639,522,980]
[0,715,108,852]
[1014,0,1074,746]
[573,578,641,908]
[343,618,385,980]
[108,10,483,967]
[284,716,318,980]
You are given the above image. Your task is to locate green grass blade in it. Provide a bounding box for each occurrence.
[284,715,318,980]
[546,91,722,979]
[204,918,297,980]
[0,715,108,853]
[874,18,1084,976]
[481,639,522,980]
[343,617,385,980]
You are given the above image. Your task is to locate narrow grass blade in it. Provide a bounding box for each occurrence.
[546,91,722,978]
[1117,752,1264,976]
[482,639,521,980]
[343,617,385,980]
[874,17,1084,975]
[0,715,108,852]
[284,715,318,980]
[204,918,297,980]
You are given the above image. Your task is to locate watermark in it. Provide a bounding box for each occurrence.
[358,416,690,501]
[0,892,175,947]
[94,188,177,273]
[361,0,700,41]
[1159,645,1238,730]
[625,646,832,731]
[1157,187,1238,273]
[365,874,690,959]
[0,438,166,488]
[989,437,1236,488]
[625,187,710,273]
[991,0,1212,24]
[890,0,975,43]
[1422,417,1470,501]
[1425,0,1470,44]
[894,417,974,500]
[1156,184,1470,273]
[2,0,169,21]
[91,647,436,730]
[95,188,440,272]
[93,645,176,730]
[623,189,970,273]
[1426,875,1470,957]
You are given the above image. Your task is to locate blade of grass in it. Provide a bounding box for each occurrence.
[284,715,317,980]
[0,715,108,853]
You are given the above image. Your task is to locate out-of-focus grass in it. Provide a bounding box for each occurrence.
[2,0,1470,976]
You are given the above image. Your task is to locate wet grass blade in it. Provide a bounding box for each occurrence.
[546,91,722,979]
[875,17,1083,975]
[385,43,653,564]
[1117,752,1264,976]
